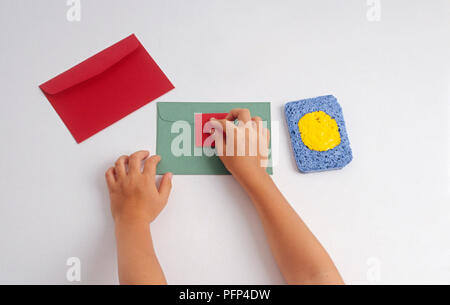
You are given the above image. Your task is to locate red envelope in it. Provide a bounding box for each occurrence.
[40,34,174,143]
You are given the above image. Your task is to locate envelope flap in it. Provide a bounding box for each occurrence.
[40,34,141,95]
[158,102,272,124]
[158,102,196,124]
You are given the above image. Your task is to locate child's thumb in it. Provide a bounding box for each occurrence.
[159,172,173,200]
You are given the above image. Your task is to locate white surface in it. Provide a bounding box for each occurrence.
[0,0,449,284]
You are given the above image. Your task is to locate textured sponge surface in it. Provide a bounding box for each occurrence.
[285,95,352,173]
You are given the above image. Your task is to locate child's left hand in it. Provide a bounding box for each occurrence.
[105,151,173,226]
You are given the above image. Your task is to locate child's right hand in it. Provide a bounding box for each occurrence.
[209,108,270,184]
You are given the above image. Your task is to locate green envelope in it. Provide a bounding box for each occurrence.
[156,102,272,175]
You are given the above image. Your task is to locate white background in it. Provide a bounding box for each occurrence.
[0,0,449,284]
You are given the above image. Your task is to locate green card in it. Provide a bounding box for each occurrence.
[156,102,272,175]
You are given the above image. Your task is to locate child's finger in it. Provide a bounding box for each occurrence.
[210,118,238,137]
[226,108,251,123]
[128,150,150,173]
[252,116,262,122]
[115,155,129,177]
[158,172,173,200]
[261,128,270,159]
[209,118,226,132]
[143,155,161,178]
[252,116,262,131]
[105,167,116,187]
[209,119,229,156]
[213,132,226,157]
[264,127,270,145]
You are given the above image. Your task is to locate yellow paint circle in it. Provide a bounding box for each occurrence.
[298,111,341,151]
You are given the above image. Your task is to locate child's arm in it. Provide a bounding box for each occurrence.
[210,109,344,285]
[105,151,172,285]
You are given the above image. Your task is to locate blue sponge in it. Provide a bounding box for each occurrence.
[285,95,352,173]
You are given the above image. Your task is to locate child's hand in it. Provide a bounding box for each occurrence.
[105,151,172,226]
[209,108,270,184]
